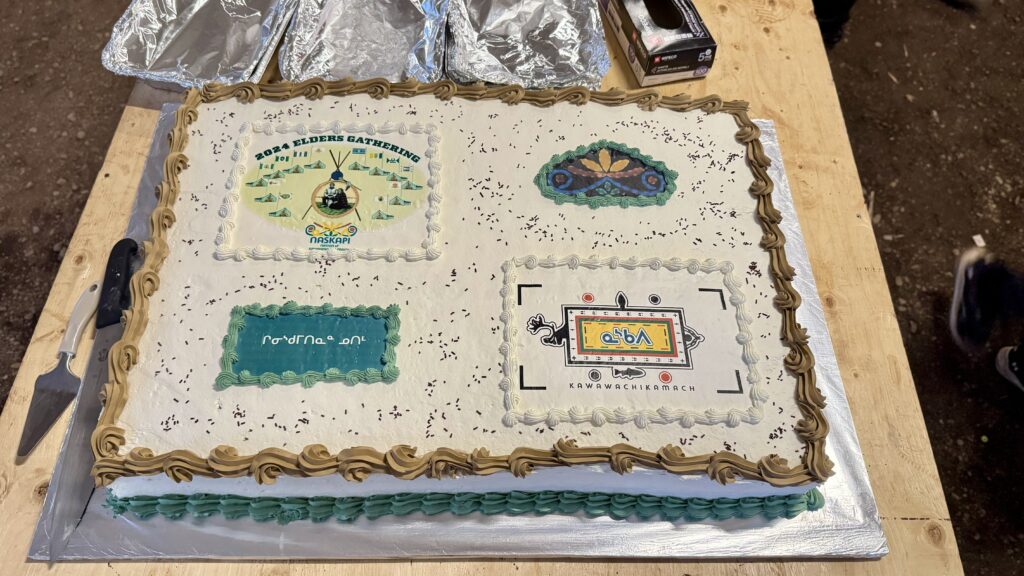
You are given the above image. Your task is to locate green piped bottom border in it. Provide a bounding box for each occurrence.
[106,488,823,524]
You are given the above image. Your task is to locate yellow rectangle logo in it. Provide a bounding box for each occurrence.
[575,316,678,357]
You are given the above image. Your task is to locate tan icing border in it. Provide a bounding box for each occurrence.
[90,78,834,488]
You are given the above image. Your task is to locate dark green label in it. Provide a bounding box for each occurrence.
[216,302,400,389]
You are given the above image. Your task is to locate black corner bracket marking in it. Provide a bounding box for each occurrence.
[515,283,546,390]
[518,365,547,391]
[698,287,727,311]
[517,283,542,305]
[717,370,744,394]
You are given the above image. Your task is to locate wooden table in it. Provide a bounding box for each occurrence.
[0,1,963,574]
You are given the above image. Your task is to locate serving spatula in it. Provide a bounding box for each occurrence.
[42,238,138,561]
[17,282,100,457]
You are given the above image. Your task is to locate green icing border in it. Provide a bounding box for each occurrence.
[215,301,400,390]
[534,140,679,209]
[106,488,823,524]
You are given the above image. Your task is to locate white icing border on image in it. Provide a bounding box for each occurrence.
[499,255,767,429]
[214,120,442,262]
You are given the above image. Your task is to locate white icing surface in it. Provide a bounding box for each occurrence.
[110,466,815,500]
[114,93,808,498]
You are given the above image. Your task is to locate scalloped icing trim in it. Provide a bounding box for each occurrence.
[106,487,824,524]
[214,120,442,262]
[89,78,834,490]
[215,301,400,389]
[499,255,765,429]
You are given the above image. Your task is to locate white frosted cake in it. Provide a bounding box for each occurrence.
[94,79,833,524]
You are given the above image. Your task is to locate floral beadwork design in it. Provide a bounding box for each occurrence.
[535,140,678,208]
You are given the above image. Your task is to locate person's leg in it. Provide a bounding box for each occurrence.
[942,0,992,11]
[949,247,1024,350]
[997,345,1023,392]
[1002,267,1024,317]
[813,0,858,48]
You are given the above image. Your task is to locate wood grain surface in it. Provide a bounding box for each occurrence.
[0,1,963,573]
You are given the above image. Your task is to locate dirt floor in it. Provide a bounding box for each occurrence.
[0,1,135,400]
[0,0,1021,573]
[829,0,1024,573]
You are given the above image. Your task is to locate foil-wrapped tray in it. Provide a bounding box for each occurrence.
[27,105,885,560]
[446,0,610,89]
[104,0,612,90]
[102,0,298,87]
[278,0,449,83]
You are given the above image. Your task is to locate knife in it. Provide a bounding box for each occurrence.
[17,281,101,458]
[42,238,138,561]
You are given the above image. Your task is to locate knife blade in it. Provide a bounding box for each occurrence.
[17,282,101,458]
[43,238,138,561]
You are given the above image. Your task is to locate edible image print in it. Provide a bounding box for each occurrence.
[503,258,767,429]
[217,123,441,261]
[216,302,401,389]
[535,140,678,208]
[526,291,705,372]
[245,143,426,242]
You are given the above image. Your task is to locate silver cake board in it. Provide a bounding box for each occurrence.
[28,106,887,561]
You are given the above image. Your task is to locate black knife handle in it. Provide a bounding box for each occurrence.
[97,238,139,329]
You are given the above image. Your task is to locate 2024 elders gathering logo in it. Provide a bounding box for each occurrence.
[243,135,428,249]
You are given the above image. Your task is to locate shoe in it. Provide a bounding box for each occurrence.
[812,0,855,47]
[996,346,1023,392]
[949,247,1003,351]
[942,0,992,11]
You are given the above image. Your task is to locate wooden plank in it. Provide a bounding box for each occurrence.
[0,0,962,574]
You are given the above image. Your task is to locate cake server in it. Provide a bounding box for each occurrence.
[17,282,101,458]
[40,238,138,562]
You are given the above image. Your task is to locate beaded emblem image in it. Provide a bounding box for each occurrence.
[535,140,678,208]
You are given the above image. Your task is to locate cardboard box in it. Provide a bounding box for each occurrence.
[599,0,717,87]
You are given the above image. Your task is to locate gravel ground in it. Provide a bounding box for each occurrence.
[0,0,1020,573]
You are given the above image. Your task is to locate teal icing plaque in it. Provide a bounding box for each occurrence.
[216,301,400,389]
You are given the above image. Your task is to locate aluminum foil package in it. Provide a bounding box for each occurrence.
[446,0,611,89]
[279,0,449,83]
[102,0,298,87]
